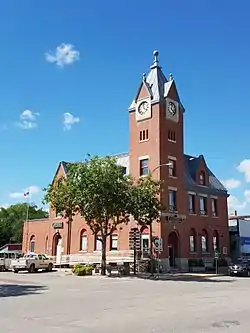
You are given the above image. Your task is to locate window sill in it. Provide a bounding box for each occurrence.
[79,250,88,253]
[139,139,149,143]
[211,215,218,218]
[201,252,210,255]
[189,213,197,216]
[169,176,177,179]
[168,139,176,143]
[109,249,118,252]
[199,214,208,217]
[189,252,198,255]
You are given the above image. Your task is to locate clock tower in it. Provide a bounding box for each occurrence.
[128,50,186,266]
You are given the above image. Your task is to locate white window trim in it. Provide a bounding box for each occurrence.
[139,155,149,160]
[210,195,218,199]
[199,193,208,197]
[168,186,177,191]
[188,191,196,195]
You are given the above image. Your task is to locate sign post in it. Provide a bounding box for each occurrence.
[214,249,219,274]
[154,238,163,278]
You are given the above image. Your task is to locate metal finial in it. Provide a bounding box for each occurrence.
[169,73,173,81]
[153,50,159,64]
[142,73,147,81]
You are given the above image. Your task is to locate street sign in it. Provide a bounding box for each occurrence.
[214,249,219,259]
[154,237,163,252]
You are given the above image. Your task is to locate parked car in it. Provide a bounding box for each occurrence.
[11,253,54,273]
[228,258,250,277]
[0,252,22,271]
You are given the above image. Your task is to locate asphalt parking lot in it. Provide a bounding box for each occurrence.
[0,270,250,333]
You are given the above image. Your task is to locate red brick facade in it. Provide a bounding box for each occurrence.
[22,51,230,270]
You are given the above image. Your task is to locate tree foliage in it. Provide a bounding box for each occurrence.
[43,155,163,275]
[128,175,163,227]
[71,155,132,275]
[0,203,48,247]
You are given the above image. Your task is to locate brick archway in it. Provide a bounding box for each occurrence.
[52,232,62,256]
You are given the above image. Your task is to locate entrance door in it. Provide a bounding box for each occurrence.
[168,232,179,267]
[168,245,175,267]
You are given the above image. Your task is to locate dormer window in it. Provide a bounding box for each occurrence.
[199,171,205,185]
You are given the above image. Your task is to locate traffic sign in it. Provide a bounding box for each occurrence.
[214,249,219,259]
[154,237,163,252]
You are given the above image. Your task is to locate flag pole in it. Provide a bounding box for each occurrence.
[24,189,30,253]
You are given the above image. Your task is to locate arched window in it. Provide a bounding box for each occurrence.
[140,226,150,256]
[30,235,35,253]
[189,228,196,253]
[201,229,209,253]
[213,230,219,252]
[199,171,206,185]
[45,236,49,253]
[95,234,102,251]
[110,232,118,251]
[80,229,87,251]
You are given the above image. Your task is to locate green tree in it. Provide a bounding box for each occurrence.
[72,155,132,275]
[129,176,163,274]
[0,203,48,247]
[43,172,78,254]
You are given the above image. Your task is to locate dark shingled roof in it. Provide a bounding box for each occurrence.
[59,152,227,196]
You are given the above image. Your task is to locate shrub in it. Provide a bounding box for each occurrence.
[72,264,93,276]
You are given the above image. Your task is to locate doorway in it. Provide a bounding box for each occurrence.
[52,233,62,256]
[168,232,179,267]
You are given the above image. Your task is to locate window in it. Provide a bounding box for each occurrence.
[139,129,149,142]
[140,158,149,176]
[189,229,196,253]
[29,236,35,253]
[199,171,205,185]
[168,159,176,177]
[141,234,150,256]
[95,235,102,251]
[169,190,177,212]
[201,230,209,252]
[80,231,87,251]
[213,230,219,252]
[45,236,49,253]
[211,198,218,216]
[110,234,118,251]
[168,130,176,142]
[188,194,196,214]
[199,196,207,215]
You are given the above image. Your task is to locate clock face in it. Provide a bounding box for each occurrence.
[138,101,149,115]
[168,101,176,116]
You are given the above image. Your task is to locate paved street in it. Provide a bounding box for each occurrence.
[0,271,250,332]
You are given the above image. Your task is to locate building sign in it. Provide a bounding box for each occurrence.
[162,212,186,223]
[52,222,64,229]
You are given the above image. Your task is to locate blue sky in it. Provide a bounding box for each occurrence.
[0,0,249,214]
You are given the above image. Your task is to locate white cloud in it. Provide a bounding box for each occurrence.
[237,159,250,182]
[10,185,41,199]
[63,112,80,131]
[17,109,39,130]
[45,43,80,68]
[221,178,241,189]
[228,190,250,215]
[0,203,10,209]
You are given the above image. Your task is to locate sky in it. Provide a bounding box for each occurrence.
[0,0,250,214]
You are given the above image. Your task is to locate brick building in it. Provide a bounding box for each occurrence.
[22,50,230,270]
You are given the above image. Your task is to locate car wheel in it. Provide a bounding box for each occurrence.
[29,264,35,273]
[47,263,53,272]
[14,269,19,274]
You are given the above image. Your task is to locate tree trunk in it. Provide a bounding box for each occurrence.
[66,217,72,255]
[101,236,107,275]
[149,222,154,276]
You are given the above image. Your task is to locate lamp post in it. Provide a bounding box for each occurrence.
[149,162,172,276]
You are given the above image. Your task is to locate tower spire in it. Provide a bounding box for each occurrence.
[150,50,161,69]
